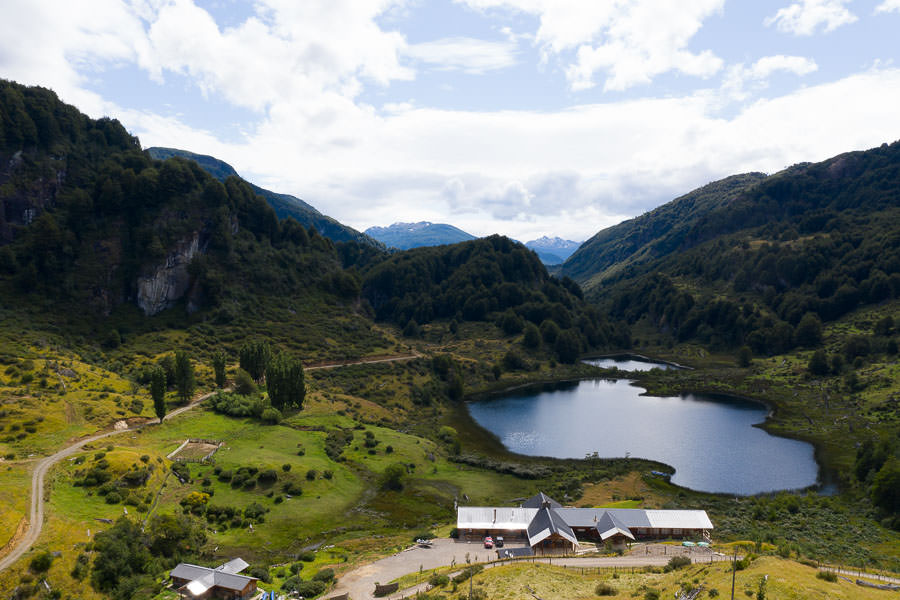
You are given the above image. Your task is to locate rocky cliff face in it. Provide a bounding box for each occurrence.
[136,232,203,316]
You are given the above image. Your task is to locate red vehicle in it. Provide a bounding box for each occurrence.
[483,536,494,549]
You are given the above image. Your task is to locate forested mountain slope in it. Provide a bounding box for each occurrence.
[560,173,766,284]
[361,235,630,360]
[566,141,900,355]
[0,80,370,348]
[147,147,381,247]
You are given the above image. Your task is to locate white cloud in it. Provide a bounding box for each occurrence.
[3,1,900,243]
[0,0,151,114]
[404,37,518,73]
[875,0,900,13]
[461,0,724,91]
[723,55,818,101]
[765,0,857,35]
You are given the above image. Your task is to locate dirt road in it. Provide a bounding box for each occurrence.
[305,353,419,371]
[0,389,217,573]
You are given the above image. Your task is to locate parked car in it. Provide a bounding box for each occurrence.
[495,536,504,548]
[483,536,493,549]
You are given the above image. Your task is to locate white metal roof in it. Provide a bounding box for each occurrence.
[457,507,537,530]
[186,574,214,596]
[217,558,249,574]
[645,510,714,530]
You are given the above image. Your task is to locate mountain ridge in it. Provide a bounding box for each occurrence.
[364,220,476,249]
[146,147,381,248]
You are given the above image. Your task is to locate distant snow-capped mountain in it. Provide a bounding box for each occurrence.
[364,221,476,250]
[524,236,581,264]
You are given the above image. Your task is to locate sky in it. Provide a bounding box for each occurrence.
[2,1,900,242]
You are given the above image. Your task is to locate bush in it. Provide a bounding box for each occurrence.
[595,582,618,596]
[29,551,53,573]
[306,469,318,481]
[816,570,837,582]
[298,550,316,562]
[429,574,450,587]
[451,565,483,584]
[260,407,282,424]
[282,463,292,472]
[312,568,335,582]
[665,556,690,571]
[248,565,271,583]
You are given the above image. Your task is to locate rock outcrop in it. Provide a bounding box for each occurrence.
[136,232,202,315]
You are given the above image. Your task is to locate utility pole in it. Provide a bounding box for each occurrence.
[731,547,737,600]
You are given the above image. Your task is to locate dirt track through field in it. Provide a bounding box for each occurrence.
[0,389,218,573]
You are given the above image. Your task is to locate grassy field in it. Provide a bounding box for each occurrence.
[415,556,896,600]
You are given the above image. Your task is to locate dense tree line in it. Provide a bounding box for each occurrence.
[362,235,629,358]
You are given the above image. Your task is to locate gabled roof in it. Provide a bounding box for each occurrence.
[527,507,578,547]
[595,511,635,541]
[170,561,257,594]
[522,492,562,509]
[216,558,249,574]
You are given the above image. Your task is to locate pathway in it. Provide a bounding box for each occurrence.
[305,353,419,371]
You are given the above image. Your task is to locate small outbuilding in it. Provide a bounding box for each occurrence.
[169,558,258,600]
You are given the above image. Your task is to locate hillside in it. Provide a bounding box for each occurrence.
[364,221,476,249]
[524,236,581,265]
[561,142,900,354]
[147,147,381,247]
[560,172,767,284]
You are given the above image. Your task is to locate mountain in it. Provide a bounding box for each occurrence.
[361,235,628,360]
[560,173,767,286]
[524,236,581,265]
[146,147,381,248]
[563,141,900,354]
[0,80,369,334]
[364,221,476,249]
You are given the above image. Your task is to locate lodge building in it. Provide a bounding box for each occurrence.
[457,492,713,553]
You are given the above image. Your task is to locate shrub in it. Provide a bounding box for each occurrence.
[105,491,123,504]
[451,565,483,584]
[816,570,837,582]
[260,407,282,424]
[306,469,318,481]
[258,469,278,484]
[312,568,335,582]
[429,574,450,587]
[643,589,660,600]
[323,470,333,480]
[298,550,316,562]
[282,463,291,472]
[665,556,691,571]
[29,552,53,573]
[595,582,618,596]
[248,565,271,583]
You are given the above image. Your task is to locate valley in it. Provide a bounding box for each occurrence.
[0,78,898,600]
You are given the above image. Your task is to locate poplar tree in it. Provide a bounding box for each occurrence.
[150,366,167,422]
[174,350,195,404]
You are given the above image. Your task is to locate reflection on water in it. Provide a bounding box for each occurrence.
[468,379,820,495]
[583,355,680,371]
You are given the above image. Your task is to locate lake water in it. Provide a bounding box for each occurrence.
[583,355,681,371]
[467,379,820,495]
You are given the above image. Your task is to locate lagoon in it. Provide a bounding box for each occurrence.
[467,378,820,495]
